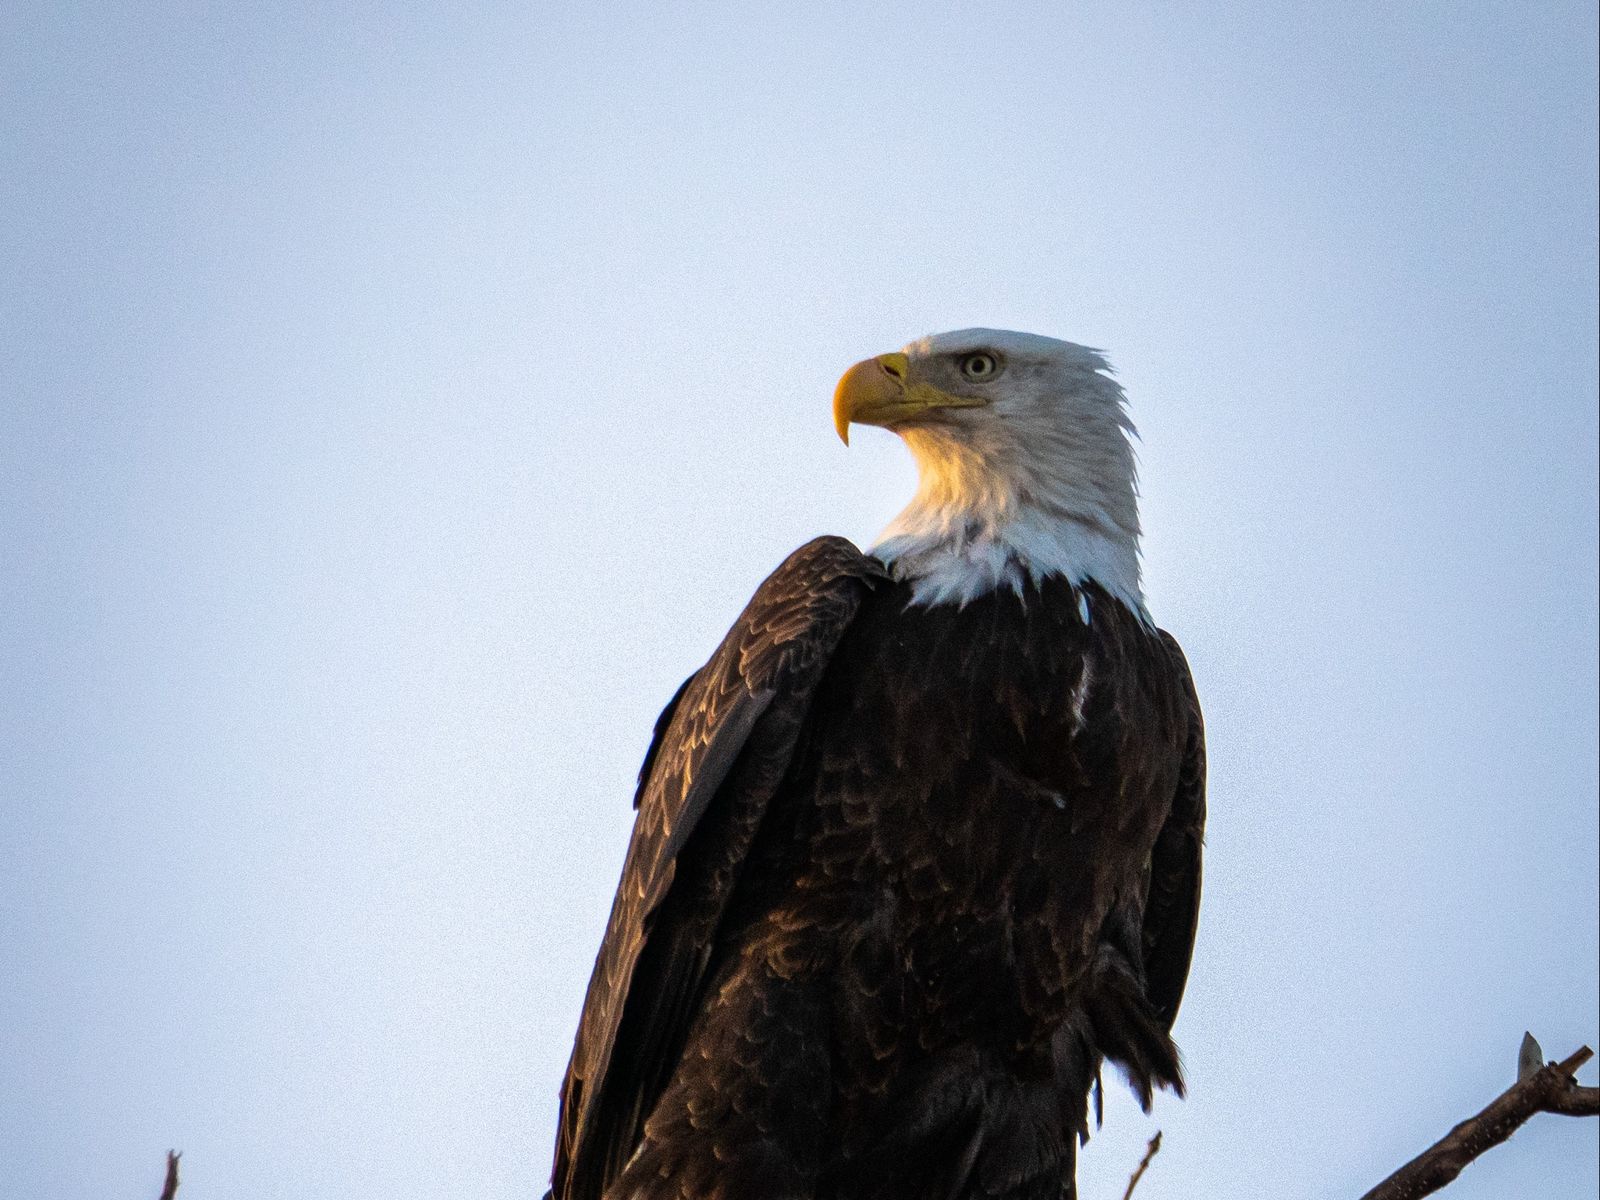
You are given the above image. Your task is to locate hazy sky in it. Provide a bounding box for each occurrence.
[3,3,1596,1197]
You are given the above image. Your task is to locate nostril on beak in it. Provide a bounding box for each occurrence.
[877,353,908,381]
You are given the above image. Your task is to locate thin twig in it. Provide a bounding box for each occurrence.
[158,1151,181,1200]
[1122,1131,1162,1200]
[1358,1045,1597,1200]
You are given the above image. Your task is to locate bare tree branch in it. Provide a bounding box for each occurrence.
[1121,1131,1162,1200]
[1545,1081,1600,1117]
[158,1151,180,1200]
[1358,1044,1597,1200]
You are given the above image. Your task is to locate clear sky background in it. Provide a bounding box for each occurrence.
[3,3,1596,1197]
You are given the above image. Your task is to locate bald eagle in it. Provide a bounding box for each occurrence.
[551,330,1206,1200]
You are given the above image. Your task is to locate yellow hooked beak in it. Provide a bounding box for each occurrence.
[832,352,990,445]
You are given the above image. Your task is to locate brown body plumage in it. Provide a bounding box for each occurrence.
[551,331,1206,1200]
[552,540,1204,1200]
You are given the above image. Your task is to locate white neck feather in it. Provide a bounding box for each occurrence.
[869,410,1147,620]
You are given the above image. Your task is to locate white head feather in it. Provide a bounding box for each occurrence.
[868,328,1147,619]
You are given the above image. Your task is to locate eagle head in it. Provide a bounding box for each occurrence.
[833,328,1145,615]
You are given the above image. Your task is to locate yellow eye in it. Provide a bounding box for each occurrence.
[960,352,998,380]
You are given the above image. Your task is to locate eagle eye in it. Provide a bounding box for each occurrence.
[959,352,998,380]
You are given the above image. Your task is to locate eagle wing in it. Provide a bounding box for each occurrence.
[551,537,886,1200]
[1142,631,1206,1027]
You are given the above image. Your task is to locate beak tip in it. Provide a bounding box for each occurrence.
[832,385,853,446]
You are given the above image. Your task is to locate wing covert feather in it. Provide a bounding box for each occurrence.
[551,537,886,1200]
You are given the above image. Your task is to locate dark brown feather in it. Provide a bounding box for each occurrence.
[1141,633,1206,1027]
[551,547,1205,1200]
[551,538,887,1200]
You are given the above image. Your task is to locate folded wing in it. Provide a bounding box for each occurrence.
[551,537,886,1200]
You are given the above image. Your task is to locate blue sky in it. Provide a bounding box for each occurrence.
[2,3,1596,1197]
